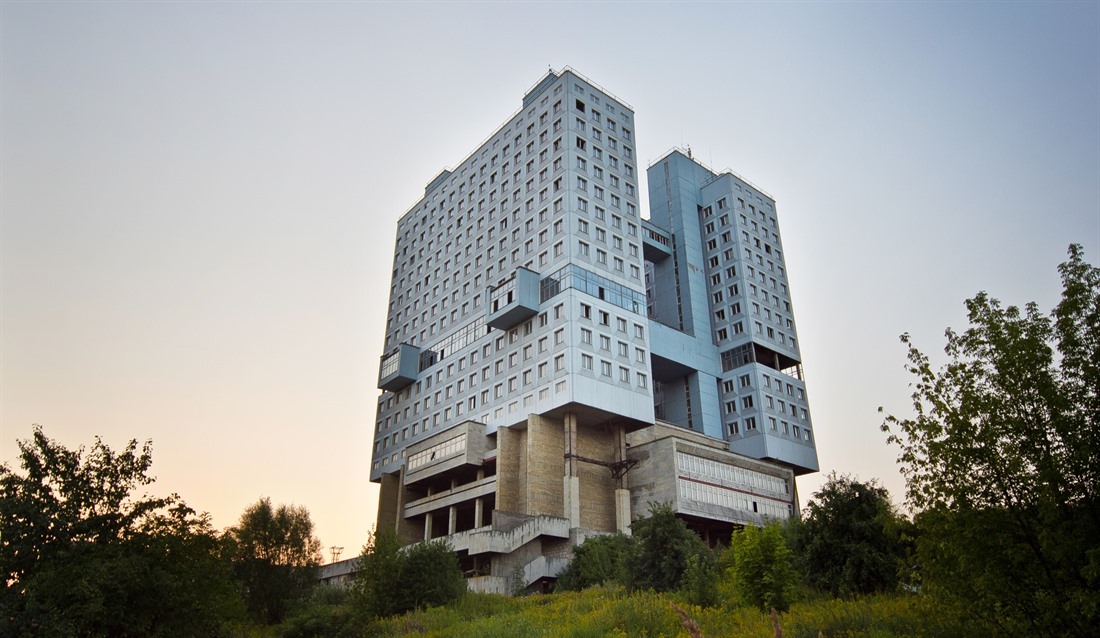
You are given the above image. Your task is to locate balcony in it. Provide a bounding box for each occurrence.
[642,219,673,262]
[378,343,420,392]
[486,268,541,330]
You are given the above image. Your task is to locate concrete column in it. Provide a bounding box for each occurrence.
[615,489,632,534]
[424,512,433,541]
[448,505,457,535]
[563,412,580,528]
[614,423,631,533]
[474,497,484,528]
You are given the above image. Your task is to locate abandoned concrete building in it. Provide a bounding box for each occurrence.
[370,68,818,593]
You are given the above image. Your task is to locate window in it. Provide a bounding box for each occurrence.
[601,360,612,376]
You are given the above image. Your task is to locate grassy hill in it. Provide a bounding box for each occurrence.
[280,585,961,638]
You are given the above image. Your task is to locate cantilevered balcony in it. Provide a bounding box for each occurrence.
[486,268,541,331]
[378,343,420,392]
[642,219,673,262]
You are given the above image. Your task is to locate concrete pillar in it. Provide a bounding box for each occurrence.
[615,489,632,534]
[476,468,485,527]
[424,512,433,541]
[563,412,580,528]
[614,423,631,532]
[448,505,457,535]
[377,472,401,536]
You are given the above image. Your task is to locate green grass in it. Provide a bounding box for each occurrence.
[295,586,962,638]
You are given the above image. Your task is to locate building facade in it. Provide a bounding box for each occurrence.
[371,69,817,592]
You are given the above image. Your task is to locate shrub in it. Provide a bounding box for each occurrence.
[628,503,709,592]
[555,533,634,591]
[352,528,465,619]
[727,522,797,612]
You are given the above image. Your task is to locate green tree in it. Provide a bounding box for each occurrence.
[0,426,243,636]
[353,528,465,619]
[881,244,1099,637]
[555,533,634,591]
[628,502,709,593]
[793,472,907,597]
[226,497,323,625]
[400,538,467,609]
[680,549,721,607]
[726,522,797,612]
[353,528,403,618]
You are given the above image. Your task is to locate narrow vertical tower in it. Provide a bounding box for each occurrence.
[645,150,818,474]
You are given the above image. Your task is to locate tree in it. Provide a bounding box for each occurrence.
[353,528,465,619]
[726,522,797,612]
[627,502,710,593]
[793,472,907,597]
[881,245,1099,636]
[353,528,404,618]
[0,426,242,636]
[400,538,467,610]
[225,497,323,625]
[555,533,633,591]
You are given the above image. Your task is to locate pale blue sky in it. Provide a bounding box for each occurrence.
[3,2,1097,556]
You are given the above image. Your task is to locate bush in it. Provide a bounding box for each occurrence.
[680,550,721,608]
[628,503,709,592]
[793,473,908,597]
[727,522,797,612]
[555,533,634,591]
[353,528,465,619]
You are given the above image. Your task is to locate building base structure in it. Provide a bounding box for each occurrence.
[376,417,797,593]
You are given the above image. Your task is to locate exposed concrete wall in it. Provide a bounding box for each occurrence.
[626,434,677,519]
[526,414,564,518]
[626,420,796,526]
[377,472,401,534]
[496,426,524,514]
[577,424,617,531]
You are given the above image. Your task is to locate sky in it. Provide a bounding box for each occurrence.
[2,2,1098,560]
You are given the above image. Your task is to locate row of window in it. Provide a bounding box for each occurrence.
[406,434,466,472]
[728,416,813,444]
[678,479,792,521]
[384,82,635,354]
[675,451,789,496]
